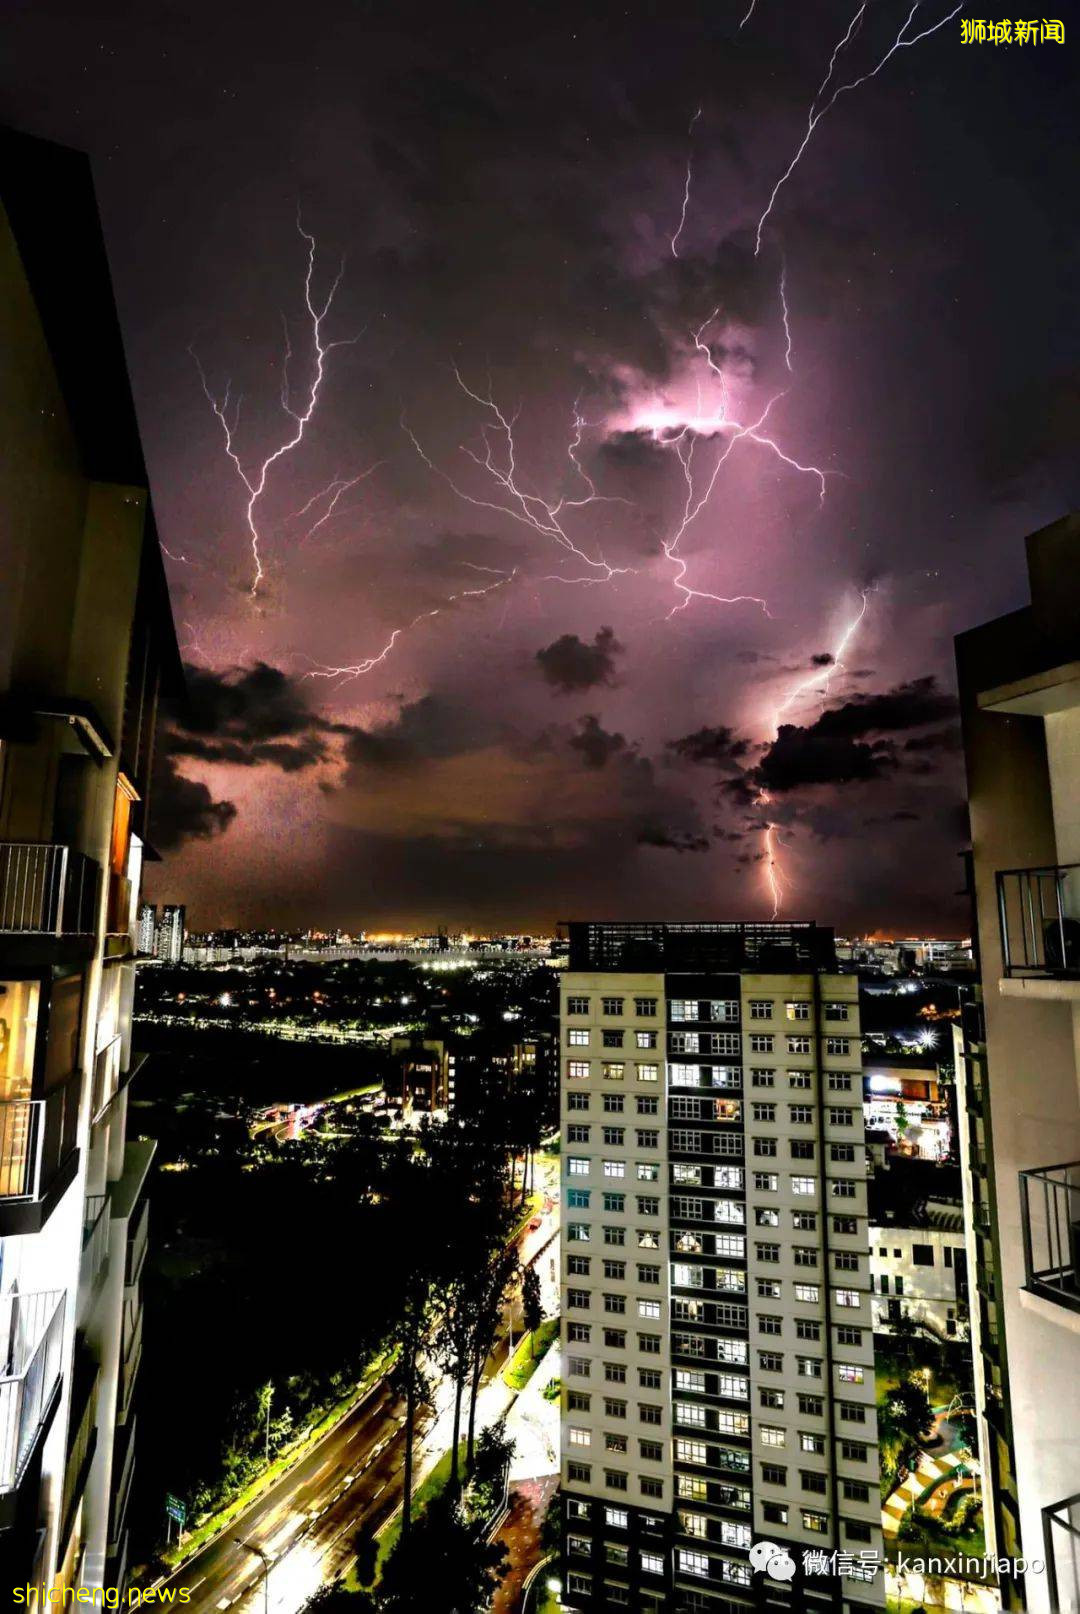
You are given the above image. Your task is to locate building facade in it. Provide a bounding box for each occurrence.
[954,511,1080,1613]
[558,922,883,1613]
[0,130,180,1591]
[153,904,184,965]
[868,1220,967,1340]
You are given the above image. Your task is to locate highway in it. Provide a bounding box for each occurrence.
[165,1185,559,1613]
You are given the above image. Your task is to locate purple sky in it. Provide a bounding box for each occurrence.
[5,1,1077,932]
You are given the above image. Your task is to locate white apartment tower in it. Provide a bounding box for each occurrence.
[559,921,883,1614]
[0,130,181,1591]
[954,511,1080,1613]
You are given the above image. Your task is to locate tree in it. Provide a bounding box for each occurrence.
[377,1493,508,1612]
[380,1139,445,1540]
[879,1376,935,1480]
[521,1264,543,1353]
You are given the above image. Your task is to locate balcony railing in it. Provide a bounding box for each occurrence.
[0,844,100,937]
[0,1075,80,1206]
[125,1198,149,1289]
[1020,1162,1080,1312]
[998,864,1080,978]
[91,1036,122,1121]
[1044,1493,1080,1612]
[0,1289,65,1493]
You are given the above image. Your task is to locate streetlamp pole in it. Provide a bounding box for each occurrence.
[235,1539,271,1614]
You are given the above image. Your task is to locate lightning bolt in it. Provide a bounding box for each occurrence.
[670,107,702,258]
[404,370,634,585]
[757,587,874,914]
[755,0,962,255]
[190,214,361,594]
[739,0,759,26]
[288,462,383,543]
[304,567,518,685]
[779,260,794,373]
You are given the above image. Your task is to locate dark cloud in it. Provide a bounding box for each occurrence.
[151,753,237,852]
[637,826,710,853]
[812,676,958,741]
[810,652,835,667]
[535,627,624,694]
[168,661,345,772]
[568,714,631,769]
[756,725,896,793]
[667,725,750,772]
[342,694,484,771]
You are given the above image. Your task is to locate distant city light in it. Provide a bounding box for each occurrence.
[218,992,232,1007]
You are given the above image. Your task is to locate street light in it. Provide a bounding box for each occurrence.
[235,1539,272,1614]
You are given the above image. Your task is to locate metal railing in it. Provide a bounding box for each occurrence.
[0,844,100,937]
[0,1289,65,1492]
[125,1198,149,1289]
[0,1076,79,1204]
[118,1304,143,1425]
[91,1036,122,1121]
[80,1195,111,1309]
[998,864,1080,978]
[1044,1493,1080,1612]
[1020,1162,1080,1312]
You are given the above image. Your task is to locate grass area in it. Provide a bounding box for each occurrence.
[509,1191,544,1242]
[370,1439,468,1582]
[542,1375,561,1404]
[504,1318,559,1391]
[158,1349,392,1573]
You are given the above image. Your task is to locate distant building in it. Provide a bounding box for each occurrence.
[387,1034,451,1113]
[558,920,884,1613]
[154,903,184,964]
[862,1062,950,1160]
[136,901,156,955]
[869,1219,967,1340]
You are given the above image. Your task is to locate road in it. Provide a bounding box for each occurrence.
[166,1196,559,1613]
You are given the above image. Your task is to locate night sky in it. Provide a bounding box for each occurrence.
[4,2,1076,933]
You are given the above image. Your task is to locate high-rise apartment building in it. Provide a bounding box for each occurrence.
[558,921,883,1614]
[0,130,180,1591]
[136,903,156,957]
[954,511,1080,1612]
[154,904,184,965]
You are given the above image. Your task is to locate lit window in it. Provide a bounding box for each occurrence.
[568,1029,589,1046]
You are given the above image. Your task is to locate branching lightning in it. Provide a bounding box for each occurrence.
[754,0,963,255]
[190,215,362,595]
[670,107,702,258]
[288,463,383,544]
[304,567,518,684]
[404,369,634,585]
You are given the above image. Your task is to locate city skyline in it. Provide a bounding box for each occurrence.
[3,3,1076,933]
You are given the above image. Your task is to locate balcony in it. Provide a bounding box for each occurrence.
[1020,1162,1080,1314]
[0,843,100,939]
[0,1289,65,1502]
[997,864,1080,993]
[78,1193,111,1315]
[0,1071,81,1235]
[1043,1493,1080,1612]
